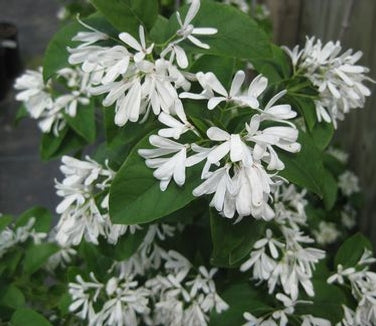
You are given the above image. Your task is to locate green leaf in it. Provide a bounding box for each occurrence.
[279,131,324,197]
[210,210,266,267]
[295,280,346,323]
[109,132,203,225]
[90,0,158,33]
[40,127,87,161]
[310,121,334,150]
[150,14,169,44]
[189,55,236,88]
[0,214,13,231]
[23,244,59,275]
[16,206,52,233]
[11,308,52,326]
[43,13,116,81]
[321,168,338,210]
[0,284,25,309]
[58,293,72,316]
[334,233,373,268]
[164,1,272,61]
[287,95,317,131]
[78,242,113,279]
[210,282,270,326]
[252,44,292,83]
[98,228,147,261]
[65,100,96,143]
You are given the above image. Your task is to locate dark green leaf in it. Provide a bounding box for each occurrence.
[210,282,271,326]
[40,127,87,161]
[279,131,324,197]
[0,214,13,232]
[98,228,147,261]
[164,1,272,61]
[16,206,52,233]
[334,233,373,268]
[295,280,346,323]
[11,308,52,326]
[90,0,158,33]
[252,44,292,83]
[109,132,203,225]
[65,100,96,143]
[0,284,25,309]
[210,210,266,267]
[23,244,59,275]
[310,121,334,151]
[43,13,116,81]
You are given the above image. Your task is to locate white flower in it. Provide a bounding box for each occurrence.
[158,112,195,140]
[206,126,253,166]
[327,264,356,285]
[138,135,189,191]
[193,164,237,218]
[284,37,374,127]
[98,278,150,326]
[253,229,284,259]
[205,71,259,110]
[313,221,341,246]
[327,147,349,164]
[68,273,103,320]
[179,71,215,100]
[161,42,189,69]
[233,164,276,220]
[245,115,300,171]
[338,170,360,196]
[119,25,154,63]
[72,16,109,48]
[176,0,217,49]
[301,315,331,326]
[223,0,249,12]
[14,68,54,124]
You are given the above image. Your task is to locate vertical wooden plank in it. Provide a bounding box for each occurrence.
[263,0,302,46]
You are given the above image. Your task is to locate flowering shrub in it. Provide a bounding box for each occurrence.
[1,0,375,325]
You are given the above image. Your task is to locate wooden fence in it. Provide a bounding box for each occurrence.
[263,0,376,245]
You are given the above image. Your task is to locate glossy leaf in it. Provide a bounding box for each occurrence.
[210,210,266,267]
[90,0,158,33]
[334,233,373,268]
[11,309,52,326]
[109,132,203,225]
[23,243,59,275]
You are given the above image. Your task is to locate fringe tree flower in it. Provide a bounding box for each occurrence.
[284,37,375,127]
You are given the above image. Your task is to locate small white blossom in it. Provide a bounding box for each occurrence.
[338,170,360,197]
[313,221,341,246]
[176,0,217,50]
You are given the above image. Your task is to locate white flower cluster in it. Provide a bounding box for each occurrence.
[68,0,214,128]
[63,0,301,221]
[243,293,330,326]
[69,223,228,326]
[240,185,325,300]
[222,0,249,12]
[14,67,91,135]
[0,216,46,258]
[284,37,374,127]
[141,71,301,220]
[328,249,376,326]
[338,170,360,197]
[313,221,341,246]
[54,155,132,247]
